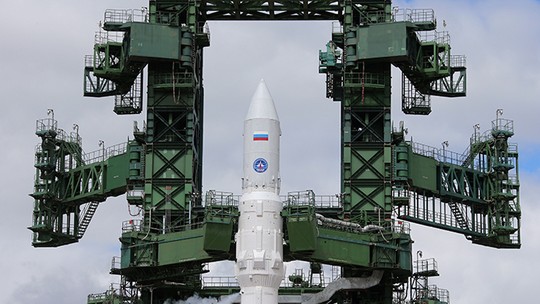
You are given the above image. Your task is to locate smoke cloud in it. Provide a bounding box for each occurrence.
[164,293,240,304]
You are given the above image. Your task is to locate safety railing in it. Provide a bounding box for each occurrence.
[409,9,435,23]
[439,148,464,166]
[125,219,207,236]
[508,231,520,246]
[104,8,148,24]
[508,143,518,154]
[127,188,144,199]
[428,285,450,303]
[154,72,194,87]
[286,191,342,209]
[201,276,239,288]
[416,30,450,44]
[204,190,342,210]
[393,8,435,24]
[415,258,438,274]
[313,195,342,208]
[122,219,143,233]
[199,22,211,42]
[331,21,343,34]
[205,190,240,207]
[287,190,316,206]
[36,118,57,134]
[413,141,460,165]
[34,144,45,162]
[392,219,411,234]
[32,176,53,195]
[62,130,82,147]
[410,141,439,159]
[450,55,466,68]
[111,256,121,270]
[201,275,332,289]
[344,72,387,86]
[82,147,104,164]
[94,30,124,44]
[85,55,93,68]
[83,142,128,164]
[505,175,519,187]
[88,292,108,301]
[492,118,514,134]
[87,284,121,302]
[411,141,486,168]
[470,129,492,146]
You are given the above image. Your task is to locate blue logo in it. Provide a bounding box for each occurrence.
[253,158,268,173]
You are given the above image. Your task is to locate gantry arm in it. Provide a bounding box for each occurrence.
[392,117,520,248]
[29,117,144,247]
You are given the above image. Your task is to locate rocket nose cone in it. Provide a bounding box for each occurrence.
[246,79,279,121]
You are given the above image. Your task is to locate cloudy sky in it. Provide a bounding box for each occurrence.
[1,0,539,303]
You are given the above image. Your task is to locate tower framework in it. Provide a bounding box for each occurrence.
[29,1,520,304]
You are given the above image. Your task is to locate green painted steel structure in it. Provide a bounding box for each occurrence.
[394,117,520,249]
[29,1,520,303]
[30,116,132,247]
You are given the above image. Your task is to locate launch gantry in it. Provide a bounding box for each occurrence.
[30,1,520,304]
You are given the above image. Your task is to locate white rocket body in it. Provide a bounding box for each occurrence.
[235,80,284,304]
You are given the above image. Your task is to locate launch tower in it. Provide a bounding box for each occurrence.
[30,1,521,304]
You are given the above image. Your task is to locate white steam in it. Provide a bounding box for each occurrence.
[164,293,240,304]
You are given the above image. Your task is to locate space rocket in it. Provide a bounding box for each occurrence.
[235,80,285,304]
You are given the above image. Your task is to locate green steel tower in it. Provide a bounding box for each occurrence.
[29,1,520,304]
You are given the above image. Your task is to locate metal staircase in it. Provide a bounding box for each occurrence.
[78,201,100,238]
[461,130,489,168]
[447,201,469,230]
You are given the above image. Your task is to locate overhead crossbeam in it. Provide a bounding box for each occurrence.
[199,0,343,20]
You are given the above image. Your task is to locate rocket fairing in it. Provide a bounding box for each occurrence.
[235,80,285,304]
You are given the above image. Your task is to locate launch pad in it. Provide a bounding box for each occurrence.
[30,1,521,304]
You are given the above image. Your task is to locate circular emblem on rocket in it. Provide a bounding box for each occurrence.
[253,158,268,173]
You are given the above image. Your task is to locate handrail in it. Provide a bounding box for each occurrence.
[416,30,450,44]
[83,142,128,165]
[111,256,121,270]
[415,258,438,274]
[286,190,342,208]
[94,30,124,44]
[450,55,466,68]
[104,8,149,24]
[36,118,57,133]
[492,118,514,134]
[205,190,241,207]
[393,8,435,24]
[201,275,333,288]
[201,276,239,288]
[122,219,143,233]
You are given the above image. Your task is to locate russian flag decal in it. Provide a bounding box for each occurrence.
[253,131,269,141]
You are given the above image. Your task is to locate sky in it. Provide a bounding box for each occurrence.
[1,0,539,303]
